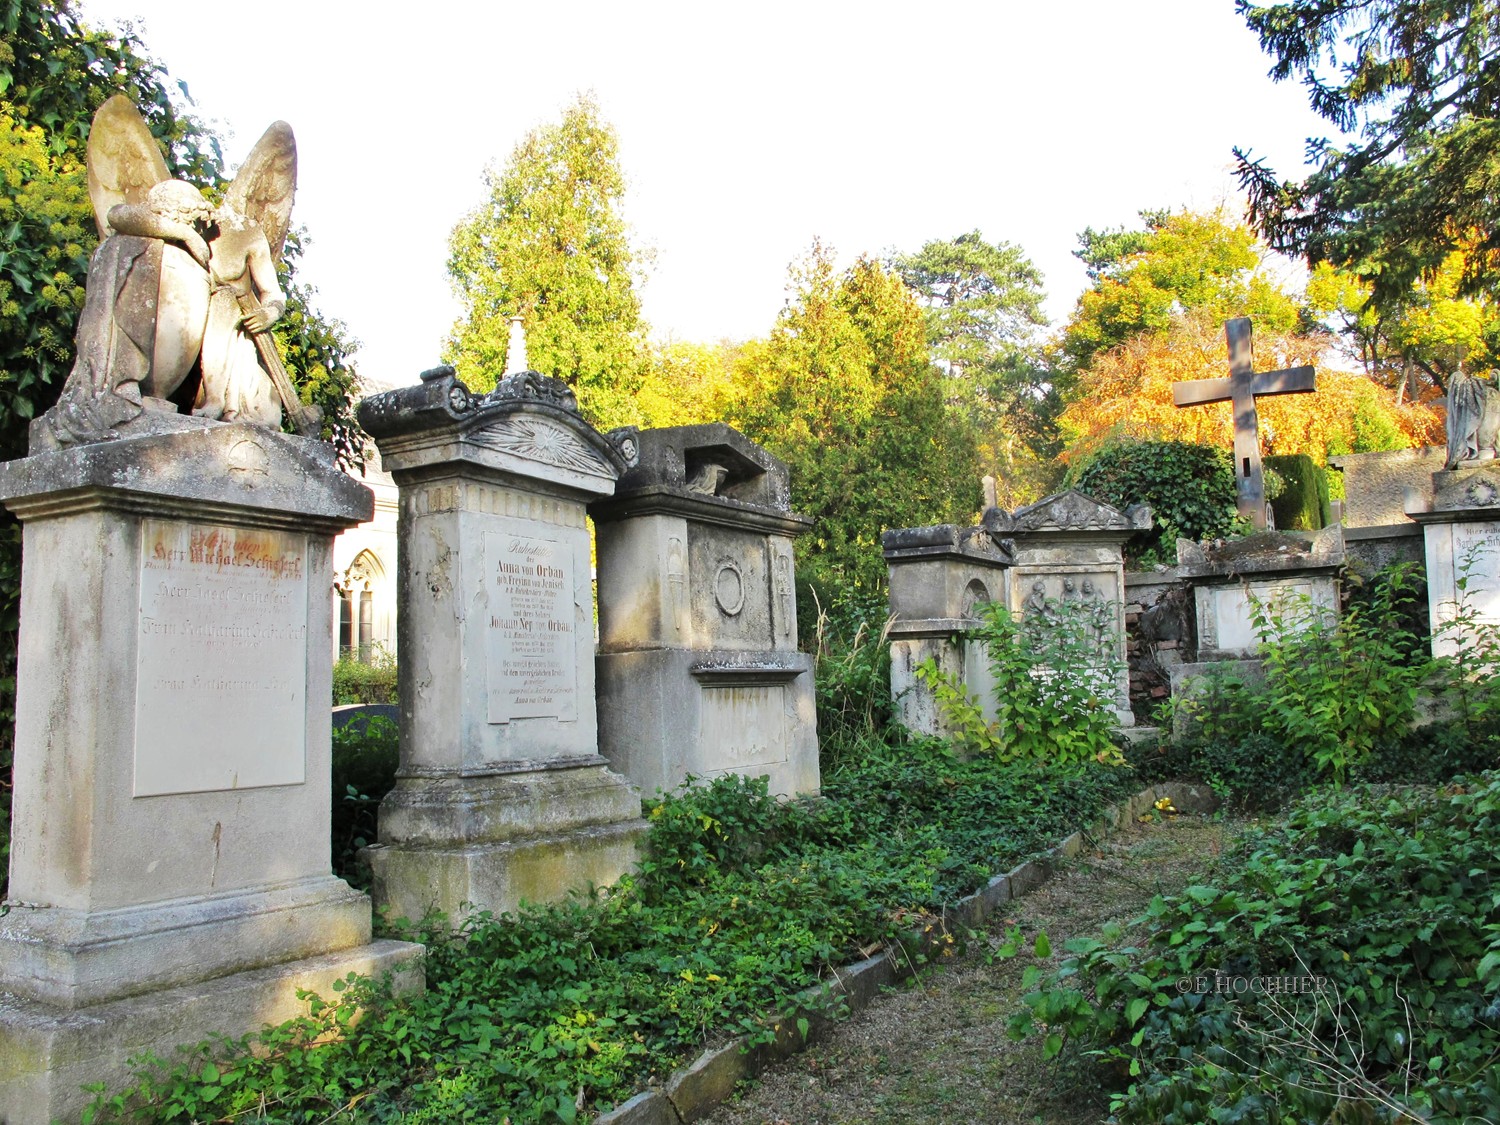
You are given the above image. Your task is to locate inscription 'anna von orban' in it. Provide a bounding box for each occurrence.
[485,530,578,724]
[135,519,309,796]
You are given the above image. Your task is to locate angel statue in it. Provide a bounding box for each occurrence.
[1445,367,1500,470]
[39,96,315,450]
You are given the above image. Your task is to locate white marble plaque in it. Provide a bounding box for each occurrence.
[696,685,788,774]
[134,520,309,797]
[1450,524,1500,623]
[485,530,578,723]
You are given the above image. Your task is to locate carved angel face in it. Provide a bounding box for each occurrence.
[147,179,212,225]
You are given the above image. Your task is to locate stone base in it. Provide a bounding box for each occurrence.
[0,875,371,1009]
[367,761,647,923]
[365,820,646,924]
[0,938,424,1125]
[596,648,820,798]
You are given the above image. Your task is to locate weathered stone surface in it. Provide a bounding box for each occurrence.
[592,424,819,798]
[0,940,423,1125]
[1331,446,1443,527]
[1410,463,1500,659]
[358,363,645,924]
[595,1090,682,1125]
[1176,529,1343,661]
[665,1041,752,1122]
[0,424,422,1123]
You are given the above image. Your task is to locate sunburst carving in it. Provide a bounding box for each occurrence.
[469,417,611,475]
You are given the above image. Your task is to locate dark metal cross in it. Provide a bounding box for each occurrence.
[1172,317,1316,529]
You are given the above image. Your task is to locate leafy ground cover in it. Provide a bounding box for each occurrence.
[86,743,1139,1124]
[702,808,1238,1125]
[1009,775,1500,1123]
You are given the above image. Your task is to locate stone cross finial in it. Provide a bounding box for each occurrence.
[505,316,529,376]
[1172,318,1316,529]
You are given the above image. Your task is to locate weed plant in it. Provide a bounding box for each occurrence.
[915,598,1127,771]
[85,744,1136,1123]
[808,589,896,772]
[1006,775,1500,1123]
[1158,564,1500,807]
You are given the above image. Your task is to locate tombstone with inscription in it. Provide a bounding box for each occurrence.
[591,424,818,797]
[1406,453,1500,659]
[884,522,1014,737]
[985,490,1150,726]
[356,346,646,924]
[0,100,423,1124]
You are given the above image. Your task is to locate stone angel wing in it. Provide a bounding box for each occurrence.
[225,121,297,263]
[85,95,172,239]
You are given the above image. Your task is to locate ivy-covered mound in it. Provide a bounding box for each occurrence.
[87,745,1138,1124]
[1011,776,1500,1124]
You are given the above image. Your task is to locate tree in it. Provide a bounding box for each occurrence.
[1235,0,1500,310]
[446,93,647,429]
[1057,309,1441,465]
[1305,254,1500,400]
[891,231,1055,504]
[1062,207,1303,371]
[729,244,978,594]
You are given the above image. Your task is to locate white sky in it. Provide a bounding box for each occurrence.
[79,0,1337,387]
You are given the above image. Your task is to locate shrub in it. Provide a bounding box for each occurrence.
[329,716,399,887]
[808,588,896,772]
[1263,452,1328,530]
[915,598,1127,772]
[1073,441,1238,564]
[332,647,398,705]
[1170,563,1433,798]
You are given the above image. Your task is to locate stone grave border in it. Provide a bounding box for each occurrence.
[595,779,1218,1124]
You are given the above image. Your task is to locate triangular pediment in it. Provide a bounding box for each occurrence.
[992,489,1150,534]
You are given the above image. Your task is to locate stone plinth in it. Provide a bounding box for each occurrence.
[884,523,1013,737]
[356,366,646,924]
[987,490,1151,726]
[1176,528,1343,662]
[0,425,424,1125]
[1407,461,1500,659]
[591,424,818,798]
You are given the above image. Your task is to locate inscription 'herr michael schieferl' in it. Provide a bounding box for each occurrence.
[135,520,309,796]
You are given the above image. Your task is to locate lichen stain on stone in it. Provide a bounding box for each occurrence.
[425,527,452,599]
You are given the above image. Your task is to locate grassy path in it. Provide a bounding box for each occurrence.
[700,812,1239,1125]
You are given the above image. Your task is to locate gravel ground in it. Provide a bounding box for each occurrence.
[700,812,1239,1125]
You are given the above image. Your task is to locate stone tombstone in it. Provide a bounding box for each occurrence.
[884,522,1013,737]
[0,96,422,1125]
[986,489,1150,726]
[1175,527,1344,662]
[1406,461,1500,659]
[590,424,819,797]
[355,363,646,925]
[0,426,424,1124]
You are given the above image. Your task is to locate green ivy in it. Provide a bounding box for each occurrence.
[86,753,1137,1121]
[1007,776,1500,1123]
[1073,440,1239,564]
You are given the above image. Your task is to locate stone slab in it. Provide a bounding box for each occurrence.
[365,817,646,924]
[0,938,424,1125]
[1330,446,1444,527]
[596,1090,681,1125]
[665,1041,749,1122]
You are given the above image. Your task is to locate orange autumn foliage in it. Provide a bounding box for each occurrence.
[1059,315,1443,467]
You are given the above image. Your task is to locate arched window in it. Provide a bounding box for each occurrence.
[337,550,385,662]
